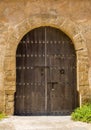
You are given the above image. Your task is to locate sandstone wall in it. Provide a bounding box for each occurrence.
[0,0,91,114]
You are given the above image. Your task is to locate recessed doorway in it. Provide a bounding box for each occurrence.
[14,26,78,115]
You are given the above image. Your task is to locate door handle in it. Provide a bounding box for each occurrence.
[47,82,58,90]
[51,84,55,91]
[49,82,58,91]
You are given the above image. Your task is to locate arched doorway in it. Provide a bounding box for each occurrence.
[14,26,78,115]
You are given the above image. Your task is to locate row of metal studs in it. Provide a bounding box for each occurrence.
[16,54,73,58]
[21,41,64,44]
[16,83,44,85]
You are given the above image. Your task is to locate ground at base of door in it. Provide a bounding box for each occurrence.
[0,116,91,130]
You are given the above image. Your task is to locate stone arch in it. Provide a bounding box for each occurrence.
[4,14,89,115]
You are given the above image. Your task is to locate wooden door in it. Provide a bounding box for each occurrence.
[46,27,77,115]
[14,27,78,115]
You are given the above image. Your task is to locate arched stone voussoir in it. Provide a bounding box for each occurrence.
[12,15,87,54]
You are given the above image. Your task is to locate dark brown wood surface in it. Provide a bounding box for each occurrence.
[14,27,78,115]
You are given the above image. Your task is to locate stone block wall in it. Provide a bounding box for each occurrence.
[0,0,91,115]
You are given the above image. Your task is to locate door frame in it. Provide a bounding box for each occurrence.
[4,14,89,115]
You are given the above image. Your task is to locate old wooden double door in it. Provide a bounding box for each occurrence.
[14,27,77,115]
